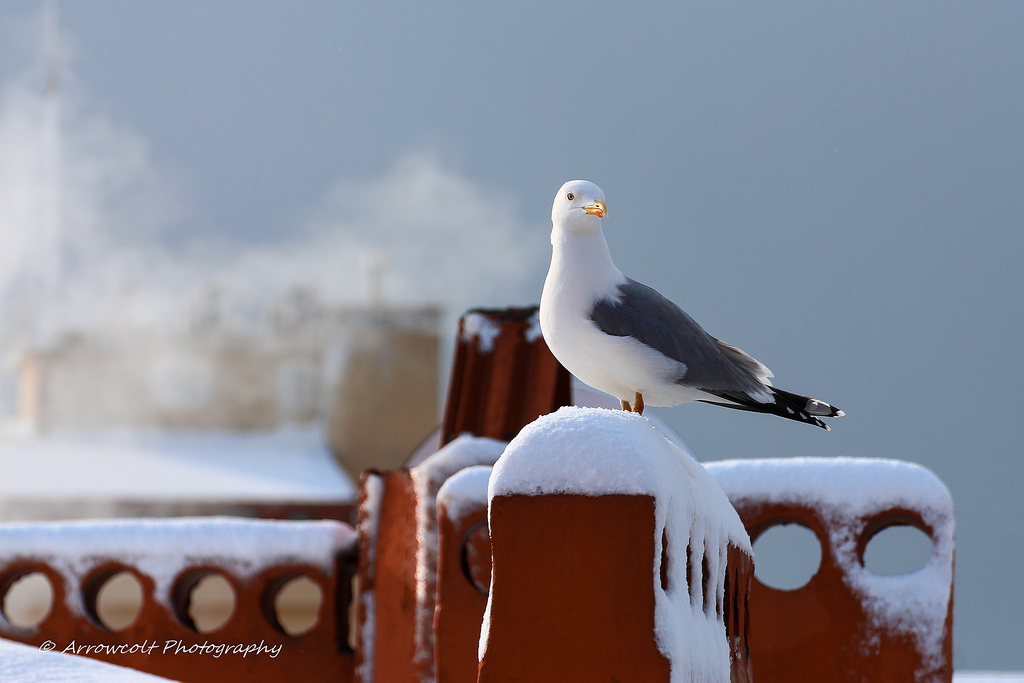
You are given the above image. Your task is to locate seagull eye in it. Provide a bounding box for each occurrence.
[566,192,574,201]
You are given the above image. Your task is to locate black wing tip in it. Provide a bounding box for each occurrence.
[769,387,844,429]
[699,387,843,430]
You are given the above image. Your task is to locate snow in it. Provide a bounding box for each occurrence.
[706,457,952,520]
[436,466,493,522]
[0,637,180,682]
[706,457,954,678]
[524,308,543,343]
[408,435,506,683]
[459,312,502,352]
[460,308,549,350]
[354,473,383,683]
[0,426,355,517]
[0,517,355,619]
[571,382,696,457]
[483,406,749,681]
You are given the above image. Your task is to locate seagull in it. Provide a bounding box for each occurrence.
[539,179,844,430]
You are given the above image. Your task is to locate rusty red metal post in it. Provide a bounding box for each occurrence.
[440,307,571,446]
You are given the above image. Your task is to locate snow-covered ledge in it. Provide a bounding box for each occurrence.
[479,406,752,683]
[0,517,354,620]
[0,637,180,682]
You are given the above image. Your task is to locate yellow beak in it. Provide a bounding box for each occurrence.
[582,201,607,218]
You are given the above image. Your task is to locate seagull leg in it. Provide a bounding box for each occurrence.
[618,393,643,413]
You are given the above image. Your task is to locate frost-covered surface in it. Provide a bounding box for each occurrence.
[0,426,355,515]
[0,517,354,621]
[409,435,506,683]
[483,406,749,681]
[460,308,547,350]
[706,457,953,519]
[571,382,695,459]
[706,457,954,678]
[459,312,502,352]
[0,637,180,682]
[437,465,492,521]
[354,473,383,683]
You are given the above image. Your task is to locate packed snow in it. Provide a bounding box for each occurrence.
[0,637,179,682]
[571,383,696,456]
[459,308,546,350]
[436,465,493,522]
[0,426,355,519]
[354,472,382,683]
[483,406,749,681]
[459,312,502,353]
[706,457,954,678]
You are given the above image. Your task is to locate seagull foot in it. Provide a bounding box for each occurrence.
[620,392,645,415]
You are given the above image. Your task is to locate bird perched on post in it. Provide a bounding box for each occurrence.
[539,179,843,429]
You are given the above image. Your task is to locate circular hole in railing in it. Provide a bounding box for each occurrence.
[752,522,822,591]
[862,524,933,576]
[459,520,492,595]
[184,573,236,633]
[2,572,54,629]
[273,575,323,636]
[94,571,143,631]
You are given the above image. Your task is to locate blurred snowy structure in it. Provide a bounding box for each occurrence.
[0,3,452,480]
[0,289,440,502]
[0,5,447,528]
[9,288,439,443]
[0,290,440,524]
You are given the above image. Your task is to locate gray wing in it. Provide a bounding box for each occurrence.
[589,278,767,394]
[714,339,773,384]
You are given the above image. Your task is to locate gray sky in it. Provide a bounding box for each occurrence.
[1,0,1022,669]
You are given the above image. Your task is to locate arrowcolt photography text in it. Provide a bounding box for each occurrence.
[39,638,283,659]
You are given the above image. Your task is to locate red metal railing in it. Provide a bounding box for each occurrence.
[0,308,957,683]
[708,458,955,682]
[0,518,357,683]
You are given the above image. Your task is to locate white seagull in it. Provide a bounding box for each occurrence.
[540,179,844,429]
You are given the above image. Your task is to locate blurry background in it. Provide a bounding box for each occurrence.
[0,0,1020,669]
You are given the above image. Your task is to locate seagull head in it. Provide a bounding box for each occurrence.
[551,180,607,234]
